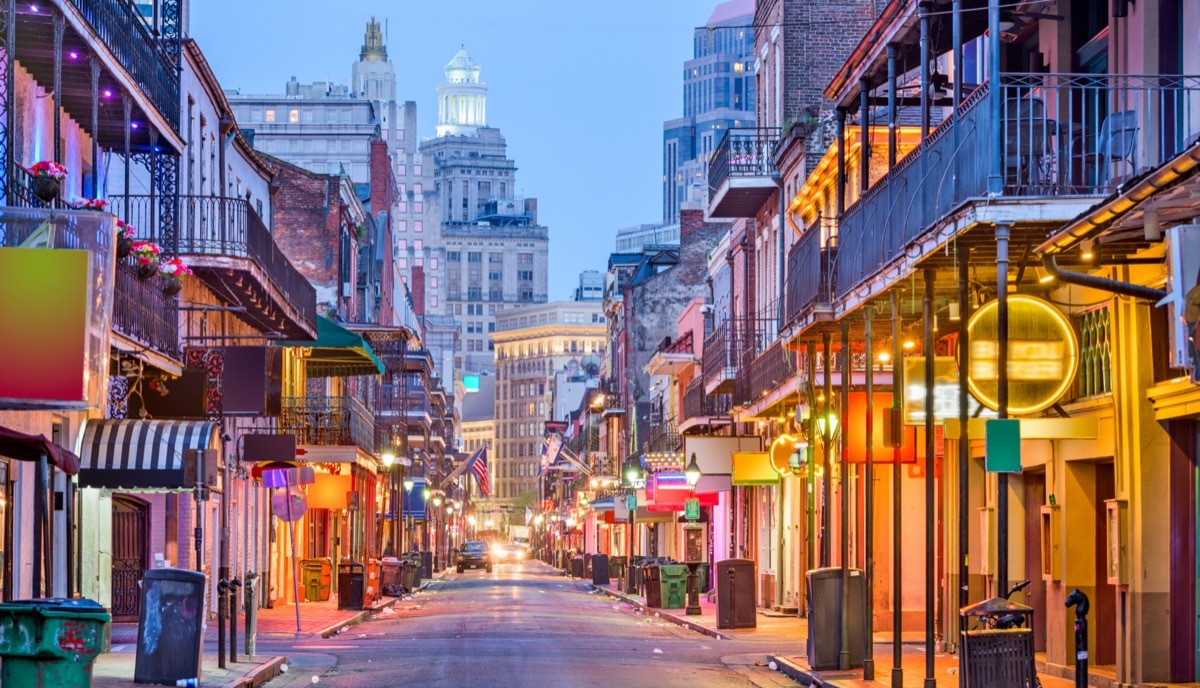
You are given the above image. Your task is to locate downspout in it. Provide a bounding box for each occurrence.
[1041,254,1167,302]
[775,176,786,613]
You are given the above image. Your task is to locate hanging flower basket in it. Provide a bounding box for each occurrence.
[29,161,67,203]
[115,220,136,259]
[130,241,162,280]
[68,197,110,212]
[161,279,183,297]
[137,264,157,281]
[158,257,192,298]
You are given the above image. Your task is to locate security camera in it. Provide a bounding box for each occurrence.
[699,304,713,314]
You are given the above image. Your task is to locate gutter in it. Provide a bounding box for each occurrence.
[1041,254,1166,302]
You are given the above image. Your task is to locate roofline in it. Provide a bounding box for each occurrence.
[824,0,911,105]
[184,39,277,180]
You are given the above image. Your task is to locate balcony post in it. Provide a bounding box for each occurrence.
[53,10,63,165]
[922,267,936,688]
[123,94,132,221]
[836,108,847,219]
[1,0,13,205]
[887,43,898,170]
[890,290,903,688]
[919,2,931,139]
[987,0,1003,195]
[91,57,100,195]
[863,305,875,681]
[839,317,851,671]
[952,0,963,201]
[821,331,832,568]
[996,223,1011,595]
[957,248,972,618]
[806,340,817,575]
[860,78,870,197]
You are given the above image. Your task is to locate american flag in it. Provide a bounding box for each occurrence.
[469,446,491,497]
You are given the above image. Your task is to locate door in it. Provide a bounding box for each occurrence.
[111,495,150,621]
[1024,476,1047,651]
[1095,464,1116,666]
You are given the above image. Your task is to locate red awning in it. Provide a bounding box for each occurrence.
[647,489,719,512]
[0,425,80,475]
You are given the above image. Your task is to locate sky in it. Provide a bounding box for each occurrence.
[190,0,716,300]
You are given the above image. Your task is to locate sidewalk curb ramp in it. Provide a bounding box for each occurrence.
[222,655,288,688]
[589,582,731,641]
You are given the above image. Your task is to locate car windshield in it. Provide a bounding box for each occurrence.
[463,542,487,553]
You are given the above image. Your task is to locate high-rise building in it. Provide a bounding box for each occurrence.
[662,0,756,224]
[489,302,606,508]
[574,271,604,302]
[421,49,550,375]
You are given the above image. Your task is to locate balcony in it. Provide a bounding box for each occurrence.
[112,259,180,362]
[280,395,373,450]
[836,73,1200,301]
[707,128,781,218]
[127,195,317,339]
[702,320,740,395]
[681,377,731,428]
[784,223,835,328]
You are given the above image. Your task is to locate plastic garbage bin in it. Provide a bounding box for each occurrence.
[338,562,365,610]
[405,553,423,589]
[134,568,207,685]
[365,559,381,605]
[716,559,757,629]
[0,598,110,688]
[609,556,627,583]
[570,555,584,578]
[300,557,333,602]
[380,559,403,596]
[659,564,689,609]
[643,563,663,607]
[805,567,865,670]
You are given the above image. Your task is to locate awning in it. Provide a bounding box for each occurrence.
[78,420,219,489]
[278,316,385,378]
[0,425,81,474]
[589,497,615,512]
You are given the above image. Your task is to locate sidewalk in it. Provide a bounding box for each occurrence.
[589,578,1076,688]
[92,653,285,688]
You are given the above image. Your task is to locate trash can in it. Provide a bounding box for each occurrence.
[570,555,584,578]
[610,556,627,583]
[380,559,403,596]
[659,564,689,609]
[421,551,433,579]
[365,559,381,606]
[698,562,710,593]
[805,567,865,670]
[643,563,663,607]
[716,558,757,629]
[338,562,365,610]
[591,553,610,586]
[959,597,1036,688]
[134,568,207,685]
[0,598,110,688]
[300,557,333,602]
[406,553,424,589]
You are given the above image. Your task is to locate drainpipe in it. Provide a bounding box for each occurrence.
[1041,255,1167,302]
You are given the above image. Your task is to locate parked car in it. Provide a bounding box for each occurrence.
[457,541,492,573]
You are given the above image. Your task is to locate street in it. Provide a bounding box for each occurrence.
[257,561,795,688]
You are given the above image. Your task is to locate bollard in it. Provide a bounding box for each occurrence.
[244,571,259,658]
[228,577,242,663]
[217,578,230,668]
[1065,588,1090,688]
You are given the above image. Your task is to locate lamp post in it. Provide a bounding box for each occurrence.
[624,459,642,594]
[422,486,433,559]
[382,453,396,556]
[403,476,415,554]
[684,453,702,616]
[433,494,444,570]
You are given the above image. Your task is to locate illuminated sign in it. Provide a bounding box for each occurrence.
[904,357,994,425]
[966,295,1078,415]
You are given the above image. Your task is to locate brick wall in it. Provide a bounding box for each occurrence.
[370,140,397,326]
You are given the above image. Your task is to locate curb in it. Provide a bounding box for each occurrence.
[590,584,731,640]
[222,655,288,688]
[315,597,399,638]
[771,655,818,686]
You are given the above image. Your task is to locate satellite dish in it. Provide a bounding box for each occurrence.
[272,488,307,522]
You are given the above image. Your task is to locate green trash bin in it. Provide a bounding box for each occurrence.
[301,557,333,601]
[0,598,111,688]
[660,565,689,609]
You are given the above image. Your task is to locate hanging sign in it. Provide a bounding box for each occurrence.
[271,488,307,522]
[967,295,1079,415]
[626,493,637,511]
[684,498,700,520]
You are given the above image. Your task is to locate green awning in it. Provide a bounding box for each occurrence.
[278,316,385,378]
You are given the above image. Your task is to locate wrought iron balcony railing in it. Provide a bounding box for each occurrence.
[681,377,731,422]
[126,195,316,329]
[708,128,781,198]
[746,340,792,405]
[702,320,739,393]
[65,0,180,130]
[112,258,180,361]
[279,395,374,450]
[785,222,835,327]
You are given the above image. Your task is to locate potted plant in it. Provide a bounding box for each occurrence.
[68,197,110,212]
[157,257,192,297]
[29,161,68,203]
[130,240,162,280]
[115,220,136,259]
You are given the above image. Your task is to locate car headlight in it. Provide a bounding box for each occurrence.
[514,550,525,559]
[491,544,506,557]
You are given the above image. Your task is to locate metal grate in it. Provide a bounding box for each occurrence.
[1076,305,1112,398]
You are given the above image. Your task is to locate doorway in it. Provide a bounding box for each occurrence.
[1094,462,1117,667]
[111,495,150,621]
[1023,473,1047,651]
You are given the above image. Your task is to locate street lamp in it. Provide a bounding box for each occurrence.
[685,453,702,488]
[382,452,395,468]
[683,453,704,616]
[816,411,839,440]
[624,459,642,485]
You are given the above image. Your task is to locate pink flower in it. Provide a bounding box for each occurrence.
[158,257,193,280]
[130,240,162,264]
[115,220,136,240]
[69,197,110,212]
[29,160,68,181]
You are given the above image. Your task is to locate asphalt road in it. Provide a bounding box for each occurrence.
[257,560,797,688]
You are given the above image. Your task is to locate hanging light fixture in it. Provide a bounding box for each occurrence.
[685,453,702,488]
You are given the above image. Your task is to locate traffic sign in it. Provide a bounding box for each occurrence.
[626,494,637,511]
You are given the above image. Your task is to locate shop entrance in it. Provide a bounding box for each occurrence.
[111,495,149,621]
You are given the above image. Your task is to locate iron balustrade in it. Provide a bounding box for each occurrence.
[682,378,732,421]
[125,194,316,328]
[708,128,782,200]
[280,395,374,450]
[785,223,834,326]
[111,258,180,360]
[702,320,740,391]
[65,0,180,131]
[748,340,792,404]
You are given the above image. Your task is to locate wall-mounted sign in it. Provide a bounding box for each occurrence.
[904,357,994,425]
[967,295,1079,415]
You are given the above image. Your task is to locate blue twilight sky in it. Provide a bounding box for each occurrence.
[190,0,714,300]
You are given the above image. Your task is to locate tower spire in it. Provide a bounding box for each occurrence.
[360,17,387,62]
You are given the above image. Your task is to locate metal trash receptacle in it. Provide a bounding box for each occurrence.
[0,598,110,688]
[959,597,1036,688]
[805,567,866,670]
[609,556,627,582]
[421,551,433,579]
[380,559,403,596]
[571,556,584,578]
[337,562,365,610]
[643,563,664,607]
[591,553,610,586]
[716,559,757,629]
[134,568,206,685]
[300,557,333,601]
[659,564,688,608]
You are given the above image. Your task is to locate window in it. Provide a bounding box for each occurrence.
[265,109,276,122]
[520,290,533,301]
[414,202,423,213]
[414,183,422,194]
[430,258,439,270]
[490,289,503,301]
[288,109,299,123]
[518,270,533,281]
[414,165,422,175]
[488,322,495,333]
[303,109,314,123]
[489,271,502,281]
[490,252,504,264]
[398,239,407,250]
[414,240,423,251]
[430,277,438,288]
[431,296,438,308]
[467,252,482,264]
[397,220,407,233]
[415,221,423,233]
[448,251,461,262]
[398,257,407,268]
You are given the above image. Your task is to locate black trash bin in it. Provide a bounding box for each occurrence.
[959,597,1036,688]
[643,563,663,607]
[716,559,757,629]
[609,556,627,583]
[570,555,584,578]
[338,562,365,610]
[805,567,866,670]
[591,553,610,586]
[421,551,433,579]
[135,568,207,685]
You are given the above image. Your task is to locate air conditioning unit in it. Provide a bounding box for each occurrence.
[1161,223,1200,370]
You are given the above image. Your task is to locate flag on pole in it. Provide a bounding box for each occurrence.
[524,507,533,525]
[469,446,492,497]
[540,434,562,472]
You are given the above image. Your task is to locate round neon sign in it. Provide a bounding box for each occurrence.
[965,294,1078,415]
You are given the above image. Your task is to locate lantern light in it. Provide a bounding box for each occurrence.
[684,453,701,487]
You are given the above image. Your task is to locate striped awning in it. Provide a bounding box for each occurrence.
[78,420,219,490]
